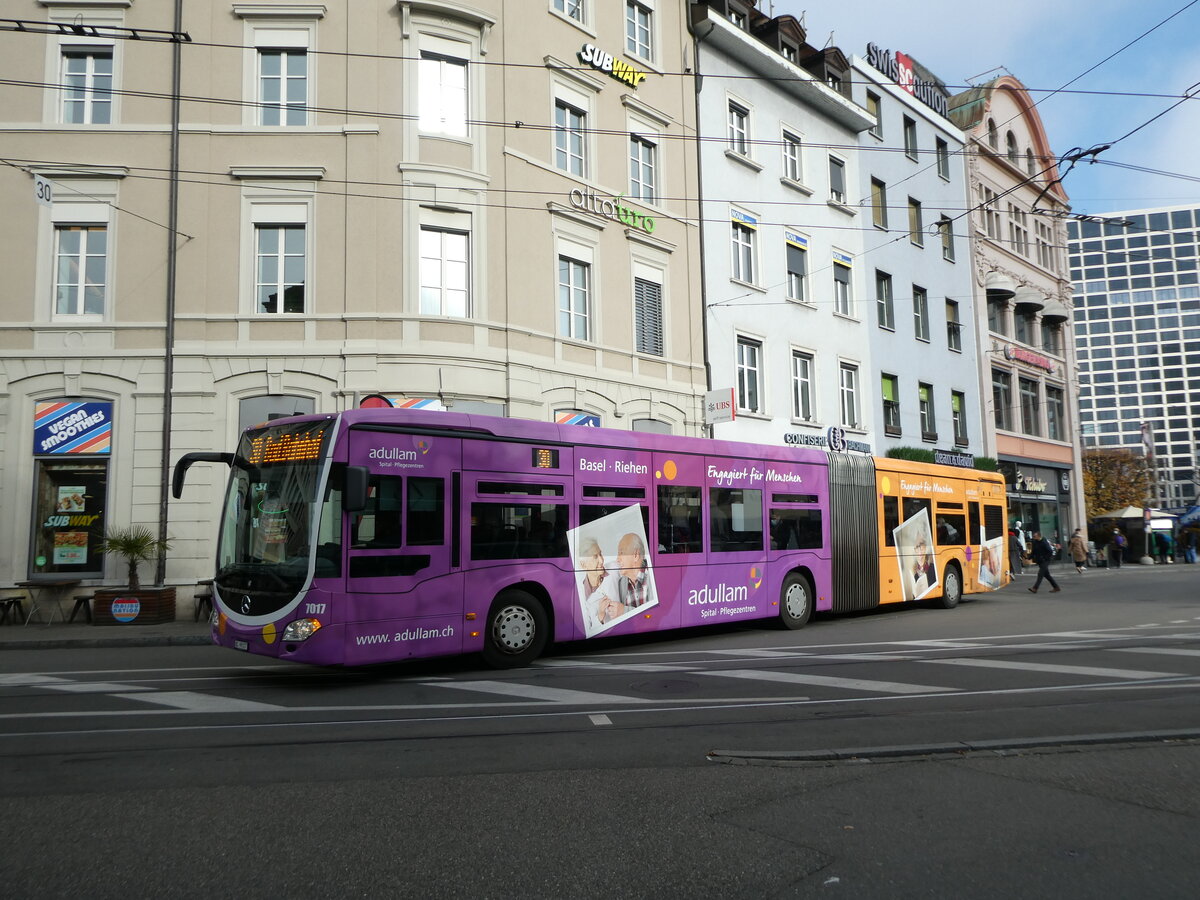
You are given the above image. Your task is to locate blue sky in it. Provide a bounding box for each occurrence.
[773,0,1200,214]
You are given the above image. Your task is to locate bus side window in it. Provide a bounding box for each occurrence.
[882,496,899,546]
[936,513,966,546]
[407,477,445,546]
[769,507,822,550]
[657,485,702,554]
[969,502,982,545]
[315,464,343,577]
[710,488,764,553]
[984,504,1006,541]
[352,475,404,549]
[902,498,931,529]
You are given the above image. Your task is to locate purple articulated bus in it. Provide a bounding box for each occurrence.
[173,407,909,667]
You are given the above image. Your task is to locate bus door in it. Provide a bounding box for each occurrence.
[343,429,462,659]
[695,454,770,625]
[652,451,705,628]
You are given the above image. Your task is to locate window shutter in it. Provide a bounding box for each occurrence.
[634,277,663,356]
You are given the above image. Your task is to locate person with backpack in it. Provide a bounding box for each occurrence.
[1027,531,1061,594]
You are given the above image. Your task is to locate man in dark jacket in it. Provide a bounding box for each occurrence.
[1028,530,1061,594]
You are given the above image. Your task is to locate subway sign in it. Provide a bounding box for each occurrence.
[578,44,647,89]
[865,43,949,118]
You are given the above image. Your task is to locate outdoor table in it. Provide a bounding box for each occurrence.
[17,579,82,626]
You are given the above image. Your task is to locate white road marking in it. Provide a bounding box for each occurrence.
[425,680,648,705]
[1108,647,1200,659]
[112,691,285,711]
[922,658,1184,680]
[589,714,612,726]
[46,682,152,694]
[701,668,951,695]
[709,649,807,658]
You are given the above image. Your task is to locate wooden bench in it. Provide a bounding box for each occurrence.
[0,594,26,625]
[69,594,93,624]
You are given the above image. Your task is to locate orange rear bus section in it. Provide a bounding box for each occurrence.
[874,459,1010,606]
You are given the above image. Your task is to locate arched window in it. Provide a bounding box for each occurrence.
[1026,148,1036,176]
[1005,131,1018,162]
[987,118,998,150]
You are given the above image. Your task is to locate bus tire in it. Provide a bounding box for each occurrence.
[779,572,813,629]
[482,589,548,668]
[934,563,962,609]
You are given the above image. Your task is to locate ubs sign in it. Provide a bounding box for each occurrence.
[865,43,949,119]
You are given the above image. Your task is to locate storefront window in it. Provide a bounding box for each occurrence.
[31,459,108,578]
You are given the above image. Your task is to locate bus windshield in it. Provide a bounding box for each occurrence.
[214,421,331,616]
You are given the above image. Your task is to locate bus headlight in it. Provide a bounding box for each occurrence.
[282,618,323,642]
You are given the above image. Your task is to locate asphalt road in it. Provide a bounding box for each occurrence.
[2,564,1198,897]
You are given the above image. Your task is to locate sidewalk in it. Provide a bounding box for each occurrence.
[0,616,211,651]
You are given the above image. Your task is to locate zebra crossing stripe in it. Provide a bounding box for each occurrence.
[425,680,647,705]
[701,668,953,694]
[922,658,1183,680]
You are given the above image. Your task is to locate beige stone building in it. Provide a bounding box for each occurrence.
[0,1,703,590]
[949,75,1086,545]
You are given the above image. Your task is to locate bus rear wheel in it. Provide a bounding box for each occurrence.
[933,564,962,609]
[482,589,548,668]
[779,572,813,629]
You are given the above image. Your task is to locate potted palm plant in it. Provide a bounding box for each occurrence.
[92,526,177,625]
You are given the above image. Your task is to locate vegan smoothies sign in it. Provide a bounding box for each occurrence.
[31,400,112,577]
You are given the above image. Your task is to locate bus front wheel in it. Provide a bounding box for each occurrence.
[779,572,813,629]
[482,589,548,668]
[933,564,962,609]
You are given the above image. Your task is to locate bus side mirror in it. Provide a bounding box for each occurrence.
[344,465,370,512]
[172,451,236,499]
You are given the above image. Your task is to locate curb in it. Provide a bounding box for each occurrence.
[0,634,212,651]
[708,728,1200,764]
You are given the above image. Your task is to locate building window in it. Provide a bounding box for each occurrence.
[258,49,307,125]
[728,101,749,155]
[737,336,762,414]
[946,299,962,351]
[876,269,894,330]
[866,91,881,138]
[839,362,860,428]
[625,1,653,62]
[62,49,113,124]
[419,226,470,317]
[981,185,1001,240]
[1043,322,1062,355]
[993,369,1013,431]
[558,255,590,340]
[903,116,918,160]
[553,0,586,22]
[255,224,306,314]
[1026,148,1036,176]
[1046,385,1065,440]
[54,225,107,316]
[731,220,755,283]
[1036,221,1055,269]
[882,373,900,435]
[939,216,955,261]
[786,238,807,302]
[833,260,852,316]
[952,391,968,446]
[988,297,1008,336]
[936,137,950,179]
[419,50,468,137]
[555,99,587,176]
[913,284,929,341]
[1019,376,1040,436]
[1008,204,1029,256]
[908,197,924,246]
[919,383,936,440]
[828,156,846,203]
[791,350,814,421]
[629,134,657,202]
[634,276,663,356]
[987,118,998,150]
[871,178,888,229]
[1006,131,1018,163]
[782,130,802,182]
[1015,310,1038,346]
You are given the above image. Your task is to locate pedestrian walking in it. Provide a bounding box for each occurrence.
[1155,531,1170,565]
[1109,528,1126,569]
[1027,530,1061,594]
[1008,530,1023,577]
[1067,528,1087,574]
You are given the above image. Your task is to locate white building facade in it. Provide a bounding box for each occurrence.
[850,46,984,464]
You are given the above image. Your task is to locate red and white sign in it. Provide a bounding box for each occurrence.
[705,388,736,426]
